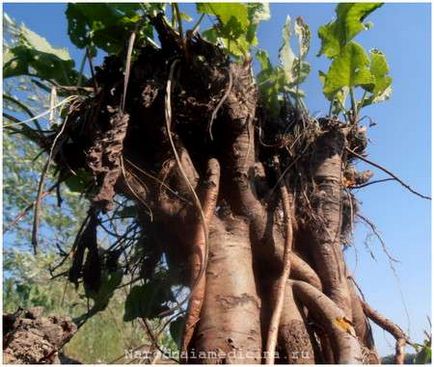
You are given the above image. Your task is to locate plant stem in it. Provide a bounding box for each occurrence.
[191,13,205,34]
[174,3,183,38]
[358,91,367,118]
[350,87,357,123]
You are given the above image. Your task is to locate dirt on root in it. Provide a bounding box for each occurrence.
[3,307,77,364]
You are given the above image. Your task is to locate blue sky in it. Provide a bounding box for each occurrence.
[3,2,431,357]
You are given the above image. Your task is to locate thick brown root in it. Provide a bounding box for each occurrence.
[361,299,409,364]
[277,283,315,364]
[193,217,262,364]
[291,280,363,364]
[181,158,220,355]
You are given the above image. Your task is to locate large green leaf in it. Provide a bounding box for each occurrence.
[66,3,159,55]
[197,3,249,28]
[3,25,78,84]
[368,48,392,94]
[197,3,269,57]
[318,3,383,58]
[64,169,92,193]
[323,41,375,100]
[359,49,392,107]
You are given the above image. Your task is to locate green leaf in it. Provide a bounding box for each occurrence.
[415,344,432,364]
[294,16,311,59]
[123,277,174,321]
[323,41,375,100]
[197,3,269,58]
[3,24,78,84]
[318,3,383,58]
[292,60,311,85]
[256,50,283,118]
[65,169,92,193]
[256,49,273,71]
[197,3,249,29]
[279,16,296,84]
[66,4,154,55]
[20,26,71,61]
[246,3,270,43]
[368,48,392,94]
[359,49,392,107]
[179,12,192,22]
[88,270,123,313]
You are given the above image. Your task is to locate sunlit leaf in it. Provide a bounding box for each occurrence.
[318,3,383,58]
[197,3,249,29]
[323,41,375,99]
[359,49,392,107]
[197,3,269,57]
[3,24,78,84]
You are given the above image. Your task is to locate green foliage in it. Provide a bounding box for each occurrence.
[197,3,270,57]
[318,3,383,58]
[412,329,432,364]
[64,169,92,193]
[359,48,393,107]
[85,270,123,314]
[318,3,392,119]
[256,49,286,117]
[322,41,374,99]
[66,3,164,56]
[124,276,174,321]
[3,23,78,84]
[256,15,311,118]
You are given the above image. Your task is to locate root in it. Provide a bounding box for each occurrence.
[290,253,322,290]
[265,157,294,364]
[208,67,233,140]
[32,114,70,253]
[347,147,431,200]
[181,159,220,355]
[165,58,208,277]
[291,280,363,364]
[357,213,399,263]
[278,283,315,364]
[361,299,409,364]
